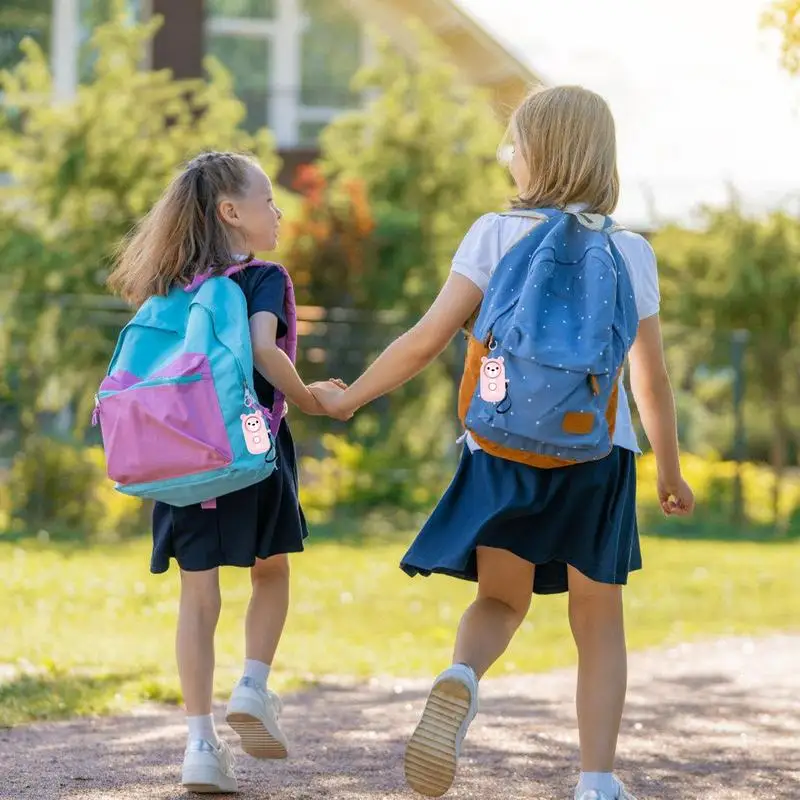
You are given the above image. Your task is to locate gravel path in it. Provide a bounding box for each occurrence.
[2,636,799,799]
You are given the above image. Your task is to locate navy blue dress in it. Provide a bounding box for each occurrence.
[400,445,641,595]
[151,266,308,574]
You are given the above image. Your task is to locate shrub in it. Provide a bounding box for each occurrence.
[5,438,146,541]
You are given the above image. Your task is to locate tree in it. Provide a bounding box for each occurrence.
[0,4,278,438]
[318,24,511,315]
[288,25,513,493]
[652,202,800,526]
[763,0,800,75]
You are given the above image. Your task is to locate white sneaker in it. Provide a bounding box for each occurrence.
[181,738,238,794]
[575,782,638,800]
[404,664,479,797]
[225,678,289,759]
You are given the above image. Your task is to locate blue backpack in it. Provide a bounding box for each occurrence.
[457,209,639,467]
[93,260,297,507]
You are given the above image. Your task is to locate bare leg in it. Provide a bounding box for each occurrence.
[226,555,292,761]
[245,554,290,665]
[453,546,534,677]
[404,547,534,797]
[176,568,221,715]
[568,565,627,772]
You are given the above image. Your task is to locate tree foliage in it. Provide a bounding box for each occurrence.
[653,202,800,521]
[0,4,278,435]
[287,25,513,475]
[763,0,800,75]
[317,24,511,314]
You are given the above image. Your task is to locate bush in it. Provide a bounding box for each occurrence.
[301,443,800,538]
[300,434,452,524]
[637,452,800,536]
[5,437,147,541]
[0,7,279,438]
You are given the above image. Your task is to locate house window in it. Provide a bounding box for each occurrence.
[207,0,276,19]
[0,1,52,71]
[298,119,327,146]
[300,0,360,109]
[206,0,363,148]
[206,32,271,132]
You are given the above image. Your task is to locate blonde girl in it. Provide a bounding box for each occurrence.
[313,87,694,800]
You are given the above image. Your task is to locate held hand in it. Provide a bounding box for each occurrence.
[308,380,354,421]
[301,380,346,416]
[657,473,695,517]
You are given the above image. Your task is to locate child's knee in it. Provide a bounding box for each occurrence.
[479,593,531,630]
[179,569,221,614]
[251,554,290,585]
[568,580,622,632]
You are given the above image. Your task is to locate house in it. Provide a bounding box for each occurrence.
[2,0,541,183]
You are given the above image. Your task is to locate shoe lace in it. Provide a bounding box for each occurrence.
[265,688,283,717]
[218,739,237,770]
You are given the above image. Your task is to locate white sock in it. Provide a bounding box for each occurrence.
[577,773,618,798]
[186,713,220,746]
[448,663,479,693]
[241,658,271,692]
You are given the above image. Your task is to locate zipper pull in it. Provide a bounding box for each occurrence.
[588,375,600,396]
[91,395,100,426]
[244,385,256,409]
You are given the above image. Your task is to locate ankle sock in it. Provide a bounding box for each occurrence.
[241,658,271,692]
[577,773,618,798]
[186,713,220,746]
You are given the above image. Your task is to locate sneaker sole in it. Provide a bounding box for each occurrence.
[182,768,238,794]
[182,783,237,795]
[226,711,288,759]
[404,678,472,797]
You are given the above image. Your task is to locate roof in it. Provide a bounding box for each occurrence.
[338,0,545,116]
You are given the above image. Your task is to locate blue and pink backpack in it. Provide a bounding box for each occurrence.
[93,260,296,507]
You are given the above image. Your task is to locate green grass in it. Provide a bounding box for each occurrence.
[1,532,798,726]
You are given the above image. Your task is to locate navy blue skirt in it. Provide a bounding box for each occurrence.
[151,420,308,574]
[401,445,641,595]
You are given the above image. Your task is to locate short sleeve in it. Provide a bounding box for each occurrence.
[450,213,505,293]
[239,266,287,332]
[614,232,660,320]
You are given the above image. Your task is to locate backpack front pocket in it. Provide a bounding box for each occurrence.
[469,351,613,455]
[98,370,233,486]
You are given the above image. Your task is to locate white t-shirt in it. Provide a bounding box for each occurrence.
[452,210,661,454]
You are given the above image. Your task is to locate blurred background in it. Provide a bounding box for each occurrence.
[0,0,799,727]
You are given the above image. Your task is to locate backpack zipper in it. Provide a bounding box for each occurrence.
[92,373,204,426]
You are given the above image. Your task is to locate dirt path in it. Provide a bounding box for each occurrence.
[2,636,799,800]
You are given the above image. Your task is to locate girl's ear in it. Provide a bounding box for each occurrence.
[217,198,240,228]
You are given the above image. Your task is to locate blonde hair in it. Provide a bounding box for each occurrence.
[503,85,619,215]
[108,151,259,307]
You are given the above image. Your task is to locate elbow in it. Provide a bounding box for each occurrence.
[253,341,279,362]
[252,342,280,376]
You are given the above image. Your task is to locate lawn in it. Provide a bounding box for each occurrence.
[1,530,797,727]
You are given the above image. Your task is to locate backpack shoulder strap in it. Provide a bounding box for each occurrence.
[491,208,562,258]
[498,208,553,222]
[234,260,298,437]
[237,260,297,363]
[185,259,297,437]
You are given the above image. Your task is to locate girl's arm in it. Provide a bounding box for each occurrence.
[250,311,327,415]
[628,314,694,515]
[313,273,483,417]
